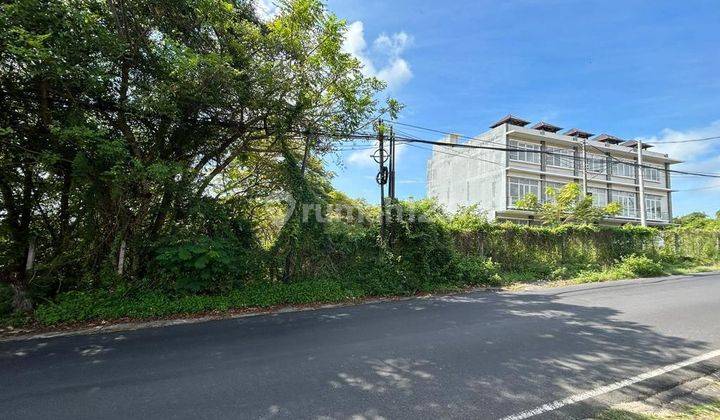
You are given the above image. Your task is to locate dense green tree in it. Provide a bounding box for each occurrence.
[0,0,388,310]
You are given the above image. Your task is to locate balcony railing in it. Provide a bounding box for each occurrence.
[508,201,670,222]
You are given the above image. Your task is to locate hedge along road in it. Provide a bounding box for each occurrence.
[2,273,720,419]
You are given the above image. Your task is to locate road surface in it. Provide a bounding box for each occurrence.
[2,273,720,419]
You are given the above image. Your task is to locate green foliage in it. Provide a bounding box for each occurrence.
[619,254,664,277]
[452,255,502,286]
[673,211,720,230]
[0,283,12,316]
[514,193,539,211]
[514,183,623,225]
[25,211,720,326]
[0,0,387,310]
[34,278,360,326]
[153,236,259,293]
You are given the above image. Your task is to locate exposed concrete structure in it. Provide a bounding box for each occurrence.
[426,115,681,225]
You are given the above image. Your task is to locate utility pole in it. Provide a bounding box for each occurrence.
[581,137,588,195]
[389,126,396,200]
[387,126,396,245]
[637,139,647,227]
[374,120,389,241]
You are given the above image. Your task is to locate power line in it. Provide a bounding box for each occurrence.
[274,127,720,179]
[314,127,720,179]
[405,142,505,167]
[585,142,720,178]
[388,120,720,147]
[650,135,720,144]
[388,134,720,179]
[384,120,720,177]
[674,184,720,192]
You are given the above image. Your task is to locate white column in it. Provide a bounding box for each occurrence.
[637,140,647,226]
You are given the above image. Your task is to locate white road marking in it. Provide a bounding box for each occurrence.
[501,349,720,420]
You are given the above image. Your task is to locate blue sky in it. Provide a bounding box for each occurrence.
[322,0,720,216]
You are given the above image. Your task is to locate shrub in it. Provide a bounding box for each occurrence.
[619,254,664,277]
[152,236,260,293]
[452,255,502,286]
[0,283,12,316]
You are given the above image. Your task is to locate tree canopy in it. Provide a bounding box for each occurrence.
[0,0,393,310]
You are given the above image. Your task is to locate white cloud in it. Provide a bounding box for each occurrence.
[346,141,407,167]
[254,0,280,21]
[342,21,413,91]
[641,121,720,206]
[641,120,720,174]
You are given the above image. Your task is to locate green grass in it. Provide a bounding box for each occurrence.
[527,260,720,288]
[598,401,720,419]
[27,277,476,326]
[2,258,719,329]
[597,409,652,420]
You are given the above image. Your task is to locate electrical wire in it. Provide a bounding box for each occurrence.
[384,121,720,178]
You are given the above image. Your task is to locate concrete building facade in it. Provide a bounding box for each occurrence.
[426,115,681,225]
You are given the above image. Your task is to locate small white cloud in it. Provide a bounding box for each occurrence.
[346,141,407,167]
[642,121,720,200]
[377,59,412,90]
[342,21,413,91]
[373,32,411,57]
[254,0,279,21]
[643,120,720,163]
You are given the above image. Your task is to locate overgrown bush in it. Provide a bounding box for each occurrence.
[452,255,502,286]
[152,236,261,293]
[14,195,720,327]
[618,254,664,277]
[0,283,12,316]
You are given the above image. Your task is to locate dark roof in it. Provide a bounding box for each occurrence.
[531,121,562,133]
[621,140,654,149]
[489,114,530,128]
[563,128,594,139]
[592,133,624,144]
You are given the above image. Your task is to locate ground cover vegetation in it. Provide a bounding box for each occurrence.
[2,0,720,327]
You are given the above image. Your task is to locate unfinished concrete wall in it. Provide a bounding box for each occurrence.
[427,126,507,217]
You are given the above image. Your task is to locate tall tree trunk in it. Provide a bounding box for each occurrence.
[281,136,313,283]
[9,270,33,312]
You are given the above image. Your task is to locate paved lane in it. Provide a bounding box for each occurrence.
[2,273,720,419]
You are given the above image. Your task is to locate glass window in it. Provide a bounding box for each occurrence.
[546,146,574,169]
[587,187,607,207]
[643,166,661,182]
[645,194,663,220]
[508,177,539,207]
[612,160,636,178]
[587,154,607,174]
[613,191,637,218]
[508,140,541,164]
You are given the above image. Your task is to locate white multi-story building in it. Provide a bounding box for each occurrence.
[426,115,680,225]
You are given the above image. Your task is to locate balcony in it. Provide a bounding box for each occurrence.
[506,198,671,224]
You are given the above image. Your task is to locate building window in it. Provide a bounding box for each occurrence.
[612,160,635,178]
[587,154,607,174]
[613,191,637,218]
[587,187,607,207]
[508,177,539,207]
[643,166,661,182]
[508,140,541,164]
[546,146,574,169]
[645,194,663,220]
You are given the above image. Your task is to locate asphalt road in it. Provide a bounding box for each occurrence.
[2,273,720,420]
